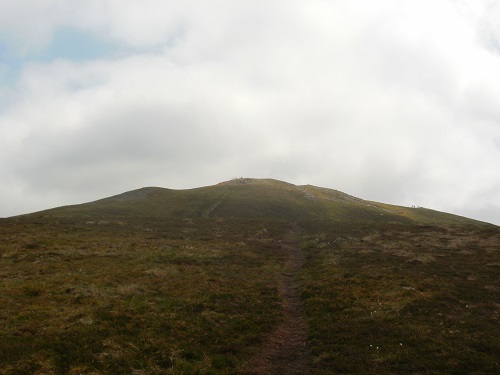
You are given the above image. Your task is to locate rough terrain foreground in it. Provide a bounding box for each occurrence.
[0,178,498,373]
[243,224,310,374]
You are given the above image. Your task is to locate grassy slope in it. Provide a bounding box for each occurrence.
[31,178,486,225]
[1,178,498,374]
[0,215,287,374]
[300,221,499,374]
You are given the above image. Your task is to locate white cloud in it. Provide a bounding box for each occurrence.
[0,0,499,224]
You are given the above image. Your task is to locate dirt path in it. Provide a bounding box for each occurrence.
[243,224,310,374]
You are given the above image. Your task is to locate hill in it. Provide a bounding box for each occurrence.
[0,178,498,374]
[29,178,486,226]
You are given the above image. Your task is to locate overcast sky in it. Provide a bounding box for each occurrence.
[1,0,499,225]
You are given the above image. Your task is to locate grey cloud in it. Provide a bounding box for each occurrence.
[1,1,499,225]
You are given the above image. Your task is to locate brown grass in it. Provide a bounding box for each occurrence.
[0,179,497,373]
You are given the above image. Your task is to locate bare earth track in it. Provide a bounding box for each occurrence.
[243,225,311,374]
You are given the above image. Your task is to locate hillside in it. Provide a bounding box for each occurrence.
[31,178,485,226]
[1,178,498,374]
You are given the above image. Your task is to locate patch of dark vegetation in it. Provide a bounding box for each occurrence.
[301,222,500,374]
[0,216,285,373]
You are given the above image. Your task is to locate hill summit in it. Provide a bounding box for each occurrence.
[31,178,486,226]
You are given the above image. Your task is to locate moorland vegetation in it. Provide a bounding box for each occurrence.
[0,178,498,374]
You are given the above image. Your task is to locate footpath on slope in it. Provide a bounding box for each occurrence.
[242,224,311,374]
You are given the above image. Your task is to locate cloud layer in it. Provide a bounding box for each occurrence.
[1,0,499,224]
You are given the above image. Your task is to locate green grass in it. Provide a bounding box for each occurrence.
[1,178,498,373]
[0,216,287,374]
[300,222,500,374]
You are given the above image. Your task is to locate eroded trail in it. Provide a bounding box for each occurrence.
[243,224,310,374]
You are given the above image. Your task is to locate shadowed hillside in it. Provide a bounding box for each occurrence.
[1,178,497,374]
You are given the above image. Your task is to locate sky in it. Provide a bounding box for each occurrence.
[0,0,499,225]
